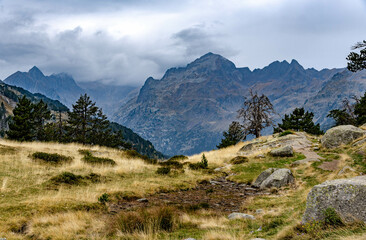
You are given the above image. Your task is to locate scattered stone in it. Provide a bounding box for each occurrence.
[338,166,356,175]
[269,145,294,157]
[184,238,196,240]
[302,176,366,223]
[313,147,320,151]
[259,168,295,189]
[321,125,365,149]
[137,198,148,203]
[255,154,265,158]
[228,212,255,220]
[252,168,278,188]
[251,238,266,240]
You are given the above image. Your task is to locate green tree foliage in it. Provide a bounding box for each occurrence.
[274,107,323,135]
[238,89,275,138]
[217,121,244,149]
[67,94,126,148]
[7,96,34,141]
[347,40,366,72]
[7,97,52,141]
[354,92,366,125]
[327,109,356,126]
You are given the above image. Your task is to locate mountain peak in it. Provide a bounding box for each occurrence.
[28,66,44,78]
[187,52,236,70]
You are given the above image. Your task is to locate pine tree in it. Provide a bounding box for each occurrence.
[33,100,51,141]
[217,121,244,149]
[67,94,98,144]
[7,96,35,141]
[274,108,323,135]
[347,40,366,72]
[354,92,366,125]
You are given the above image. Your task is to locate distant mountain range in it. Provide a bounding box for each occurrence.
[1,68,164,159]
[114,53,366,155]
[4,66,137,116]
[3,53,366,156]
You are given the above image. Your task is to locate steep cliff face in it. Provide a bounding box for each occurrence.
[114,53,353,156]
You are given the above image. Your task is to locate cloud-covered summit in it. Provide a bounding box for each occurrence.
[0,0,365,86]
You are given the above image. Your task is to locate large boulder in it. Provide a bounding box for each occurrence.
[302,176,366,223]
[269,145,294,157]
[321,125,365,149]
[253,168,295,189]
[252,168,278,188]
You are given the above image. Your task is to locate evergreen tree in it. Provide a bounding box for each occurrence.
[327,109,356,126]
[33,100,51,141]
[67,94,98,144]
[7,96,35,141]
[217,121,244,149]
[274,107,323,135]
[347,40,366,72]
[354,92,366,125]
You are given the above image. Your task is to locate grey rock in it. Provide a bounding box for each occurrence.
[252,168,278,188]
[228,212,255,220]
[270,145,294,157]
[184,238,196,240]
[321,125,365,149]
[302,176,366,223]
[137,198,148,203]
[251,238,266,240]
[291,158,320,166]
[259,169,295,189]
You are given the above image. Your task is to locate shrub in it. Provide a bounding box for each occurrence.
[189,154,208,170]
[279,130,294,137]
[168,155,188,161]
[159,160,183,169]
[112,206,176,234]
[230,156,248,165]
[124,150,157,164]
[49,172,83,185]
[156,167,171,175]
[98,193,110,204]
[79,149,116,166]
[31,152,73,164]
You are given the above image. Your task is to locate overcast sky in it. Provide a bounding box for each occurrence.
[0,0,365,86]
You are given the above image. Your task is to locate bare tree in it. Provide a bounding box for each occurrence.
[237,89,275,138]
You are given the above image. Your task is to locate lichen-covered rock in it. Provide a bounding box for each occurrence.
[269,145,293,157]
[253,168,278,188]
[230,156,248,165]
[302,176,366,223]
[228,212,255,220]
[259,168,295,189]
[321,125,365,149]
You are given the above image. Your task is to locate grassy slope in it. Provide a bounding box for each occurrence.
[0,133,365,239]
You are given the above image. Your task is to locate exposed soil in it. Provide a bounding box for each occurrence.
[108,176,267,214]
[318,160,341,171]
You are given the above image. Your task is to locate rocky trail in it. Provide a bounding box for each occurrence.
[109,176,268,214]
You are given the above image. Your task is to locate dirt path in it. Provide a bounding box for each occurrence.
[109,176,267,214]
[291,133,324,165]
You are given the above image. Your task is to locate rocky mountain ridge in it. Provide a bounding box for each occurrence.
[114,53,365,156]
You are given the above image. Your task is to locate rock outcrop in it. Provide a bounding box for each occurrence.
[269,145,294,157]
[253,168,295,189]
[302,176,366,223]
[321,125,365,149]
[228,212,255,220]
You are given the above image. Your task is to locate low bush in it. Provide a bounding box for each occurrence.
[49,172,83,185]
[156,167,171,175]
[79,149,116,166]
[31,152,73,165]
[168,155,188,161]
[159,160,183,169]
[98,193,110,204]
[124,150,157,164]
[189,154,208,170]
[111,206,177,234]
[279,130,294,137]
[230,156,248,165]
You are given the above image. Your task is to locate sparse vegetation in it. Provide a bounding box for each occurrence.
[189,154,208,170]
[79,149,116,166]
[156,167,171,175]
[229,156,248,165]
[31,151,73,164]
